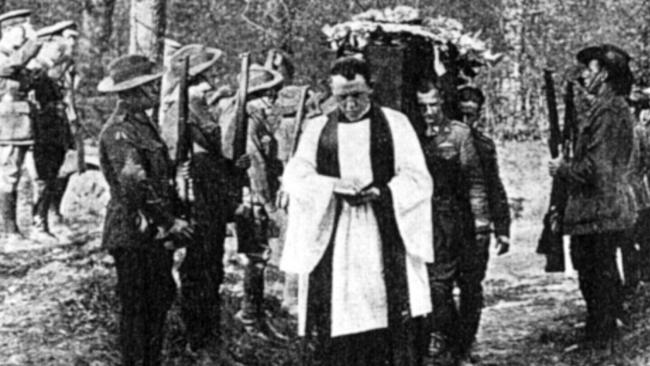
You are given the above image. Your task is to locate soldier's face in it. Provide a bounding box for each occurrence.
[331,74,372,122]
[189,74,213,100]
[138,80,161,109]
[459,100,480,118]
[2,22,29,49]
[62,32,78,57]
[417,88,444,126]
[584,59,607,93]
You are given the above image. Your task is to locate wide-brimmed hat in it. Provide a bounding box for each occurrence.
[577,44,631,73]
[0,9,31,25]
[247,64,283,95]
[169,43,223,78]
[97,54,163,93]
[36,20,77,39]
[457,84,485,106]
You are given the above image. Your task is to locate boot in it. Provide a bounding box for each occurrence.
[30,187,58,245]
[0,191,22,238]
[236,258,290,341]
[30,216,59,245]
[49,177,69,225]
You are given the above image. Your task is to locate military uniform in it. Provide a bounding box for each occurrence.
[556,44,636,345]
[159,44,236,356]
[98,55,185,366]
[27,22,79,236]
[216,65,285,337]
[634,115,650,281]
[622,122,650,291]
[0,10,43,238]
[420,119,489,363]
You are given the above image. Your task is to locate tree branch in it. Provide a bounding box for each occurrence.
[241,0,278,40]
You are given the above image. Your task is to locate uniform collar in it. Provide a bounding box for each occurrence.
[425,120,451,137]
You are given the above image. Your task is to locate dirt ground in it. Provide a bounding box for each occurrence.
[2,141,650,366]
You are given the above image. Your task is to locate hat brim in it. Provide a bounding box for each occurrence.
[576,46,602,65]
[97,72,163,93]
[247,68,284,95]
[188,47,223,77]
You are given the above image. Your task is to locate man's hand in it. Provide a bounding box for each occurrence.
[476,232,490,246]
[175,161,194,202]
[495,235,510,256]
[169,218,194,240]
[276,189,289,210]
[548,154,563,177]
[235,154,251,170]
[333,178,361,193]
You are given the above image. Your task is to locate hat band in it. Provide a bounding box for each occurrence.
[111,62,155,84]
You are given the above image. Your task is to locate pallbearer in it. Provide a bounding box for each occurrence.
[457,84,511,364]
[416,79,489,366]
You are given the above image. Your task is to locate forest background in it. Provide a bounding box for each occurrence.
[5,0,650,139]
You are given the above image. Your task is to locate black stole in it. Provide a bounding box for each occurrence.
[307,105,418,365]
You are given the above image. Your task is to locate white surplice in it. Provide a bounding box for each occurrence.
[280,107,434,338]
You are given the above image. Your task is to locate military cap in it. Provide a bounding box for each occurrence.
[36,21,77,38]
[246,64,283,95]
[458,84,485,106]
[0,9,31,25]
[169,43,222,78]
[577,44,631,73]
[98,54,163,93]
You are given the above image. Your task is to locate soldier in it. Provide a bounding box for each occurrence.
[0,9,43,241]
[26,21,79,242]
[549,44,636,348]
[416,79,489,366]
[456,84,511,363]
[633,91,650,282]
[42,21,80,228]
[160,44,249,365]
[97,54,193,366]
[215,63,286,340]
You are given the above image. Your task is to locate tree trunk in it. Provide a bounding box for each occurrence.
[129,0,167,62]
[79,0,116,92]
[501,0,525,137]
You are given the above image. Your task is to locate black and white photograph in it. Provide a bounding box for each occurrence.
[0,0,650,365]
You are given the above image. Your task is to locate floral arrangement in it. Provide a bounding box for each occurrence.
[322,5,502,70]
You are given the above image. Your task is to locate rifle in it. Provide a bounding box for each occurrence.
[537,69,573,272]
[175,55,193,216]
[232,53,251,186]
[69,67,86,174]
[290,86,310,156]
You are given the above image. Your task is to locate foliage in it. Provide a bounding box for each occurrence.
[5,0,650,139]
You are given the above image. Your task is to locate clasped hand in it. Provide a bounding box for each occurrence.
[334,179,381,206]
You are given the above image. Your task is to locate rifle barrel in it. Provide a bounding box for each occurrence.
[544,69,560,158]
[233,53,251,160]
